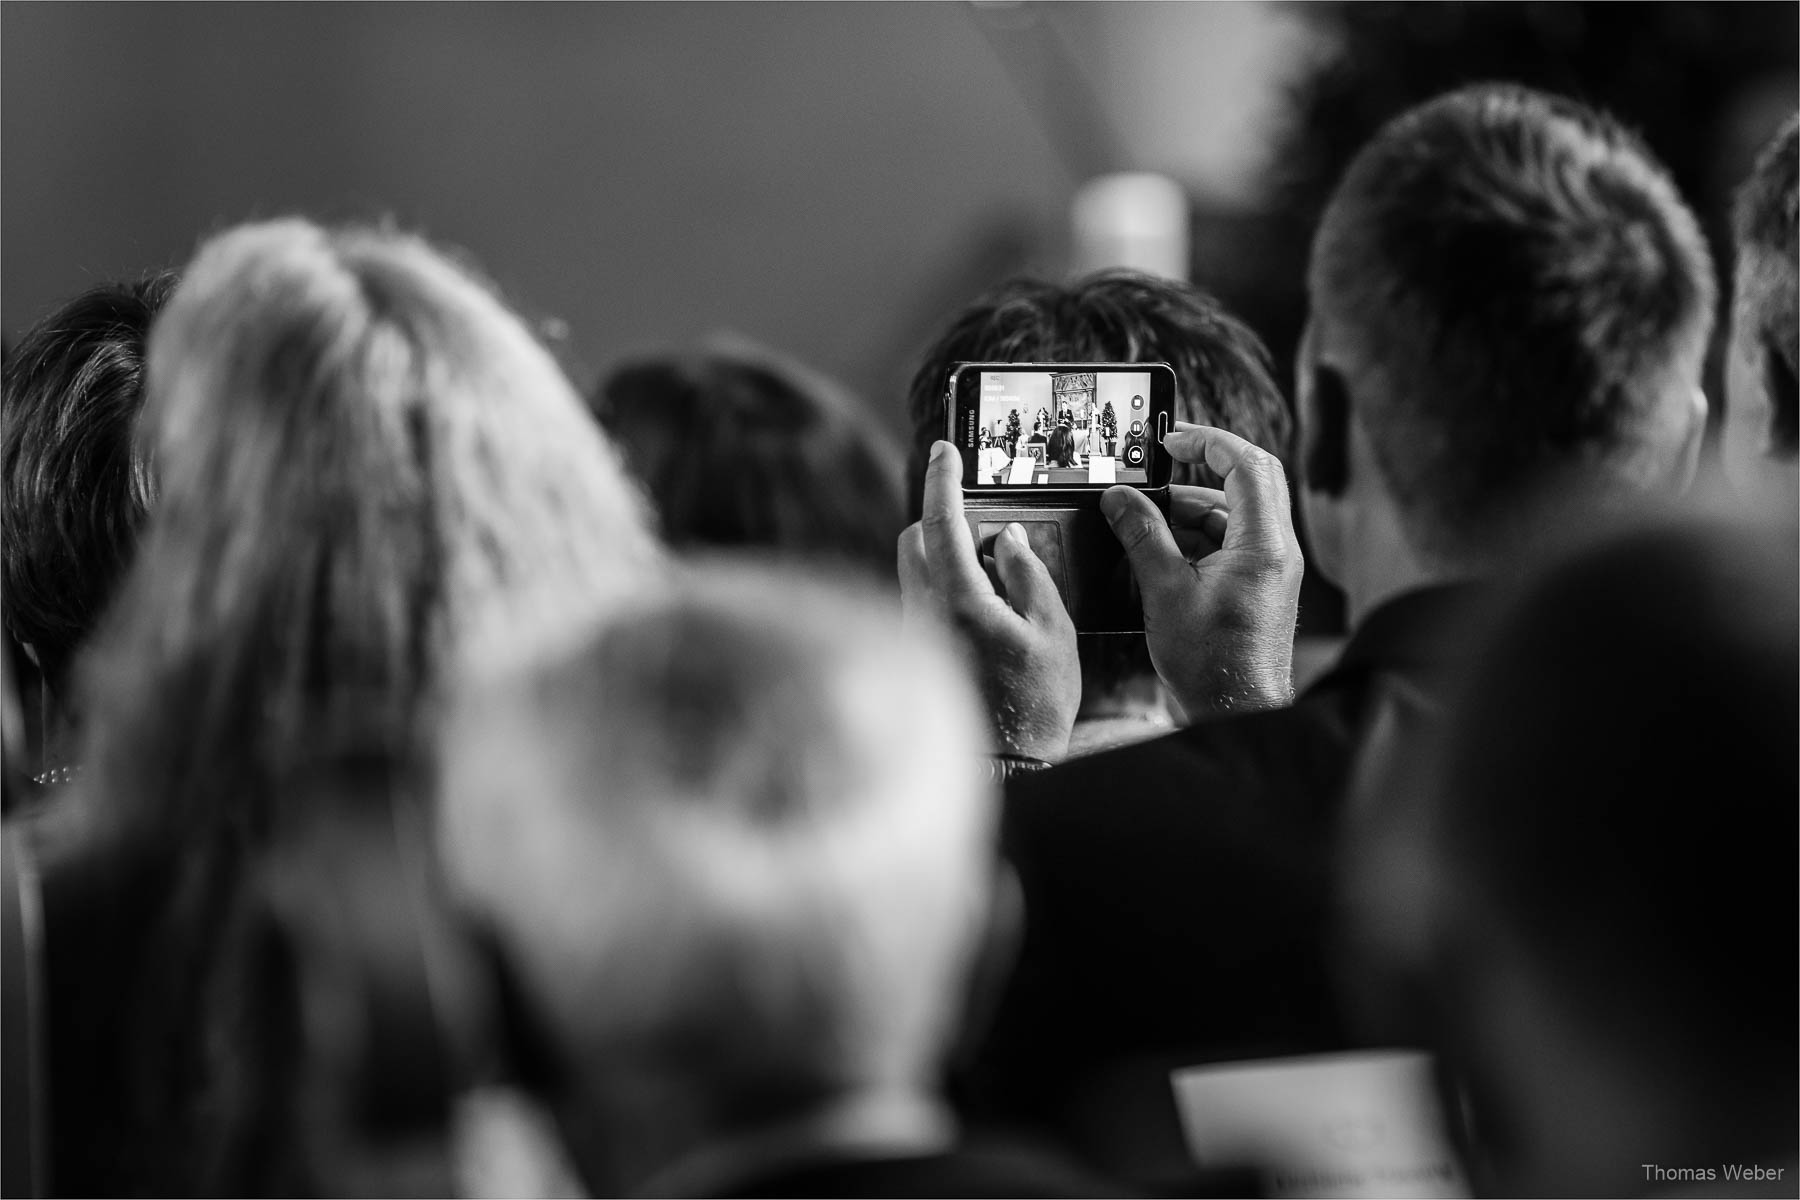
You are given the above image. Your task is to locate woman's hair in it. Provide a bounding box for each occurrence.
[1046,424,1076,468]
[590,341,906,581]
[63,218,658,1192]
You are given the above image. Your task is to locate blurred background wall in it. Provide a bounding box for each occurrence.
[6,1,1795,632]
[1,2,1306,430]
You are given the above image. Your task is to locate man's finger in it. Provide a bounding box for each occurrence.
[980,552,1004,595]
[992,523,1068,629]
[1160,424,1293,551]
[1099,486,1190,597]
[919,440,992,599]
[1170,485,1228,528]
[1170,486,1229,555]
[898,524,932,613]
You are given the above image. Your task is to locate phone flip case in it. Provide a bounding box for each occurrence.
[963,487,1169,633]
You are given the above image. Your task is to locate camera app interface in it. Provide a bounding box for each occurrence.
[971,370,1154,485]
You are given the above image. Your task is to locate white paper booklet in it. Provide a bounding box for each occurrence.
[1170,1049,1471,1199]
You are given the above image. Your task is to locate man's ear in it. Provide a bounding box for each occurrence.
[1671,385,1708,492]
[1301,362,1351,498]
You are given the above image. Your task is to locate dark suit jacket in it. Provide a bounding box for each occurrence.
[718,1136,1134,1198]
[958,586,1482,1185]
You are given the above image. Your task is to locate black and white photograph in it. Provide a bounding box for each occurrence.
[2,3,1796,1197]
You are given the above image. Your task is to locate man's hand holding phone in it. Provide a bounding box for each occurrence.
[1099,422,1304,720]
[900,422,1303,758]
[899,441,1082,763]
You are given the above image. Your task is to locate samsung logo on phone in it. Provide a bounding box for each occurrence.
[964,406,977,442]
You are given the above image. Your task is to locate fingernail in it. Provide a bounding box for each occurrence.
[931,441,950,464]
[1099,489,1125,521]
[1005,522,1027,545]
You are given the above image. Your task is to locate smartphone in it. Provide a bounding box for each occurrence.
[942,362,1175,633]
[945,362,1177,491]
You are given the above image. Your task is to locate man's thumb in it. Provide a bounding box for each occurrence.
[993,523,1069,629]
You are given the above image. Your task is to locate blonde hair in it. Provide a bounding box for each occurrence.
[440,562,993,1152]
[66,217,659,1191]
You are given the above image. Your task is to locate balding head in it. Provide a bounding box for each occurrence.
[438,563,995,1189]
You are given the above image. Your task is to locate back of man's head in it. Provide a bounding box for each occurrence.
[438,565,993,1189]
[1725,112,1799,473]
[904,270,1290,517]
[1308,84,1716,566]
[1419,515,1796,1195]
[1,274,177,697]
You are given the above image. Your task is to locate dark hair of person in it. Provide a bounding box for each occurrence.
[592,342,907,580]
[1046,423,1076,468]
[1310,83,1716,558]
[1,274,177,697]
[1432,518,1796,1100]
[903,270,1292,518]
[1,637,29,814]
[1732,112,1799,457]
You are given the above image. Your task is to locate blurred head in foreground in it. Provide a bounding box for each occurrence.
[1301,84,1717,607]
[67,217,657,1193]
[1722,112,1799,494]
[904,269,1291,514]
[592,341,907,581]
[439,564,995,1196]
[1,273,177,759]
[1397,515,1797,1196]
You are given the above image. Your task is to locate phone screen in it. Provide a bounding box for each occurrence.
[948,364,1173,488]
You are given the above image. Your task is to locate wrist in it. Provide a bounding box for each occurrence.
[1171,659,1294,722]
[993,719,1071,765]
[982,753,1056,785]
[995,735,1069,765]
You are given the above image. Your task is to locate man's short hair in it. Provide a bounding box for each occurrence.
[1732,113,1799,457]
[1,274,177,691]
[440,566,993,1130]
[904,270,1291,516]
[1310,84,1716,560]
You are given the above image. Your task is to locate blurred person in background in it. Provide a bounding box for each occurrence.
[1720,112,1799,499]
[25,217,659,1196]
[903,83,1719,1185]
[901,270,1294,757]
[1,645,47,1198]
[591,339,907,582]
[1,275,178,794]
[1353,513,1797,1197]
[439,564,1120,1199]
